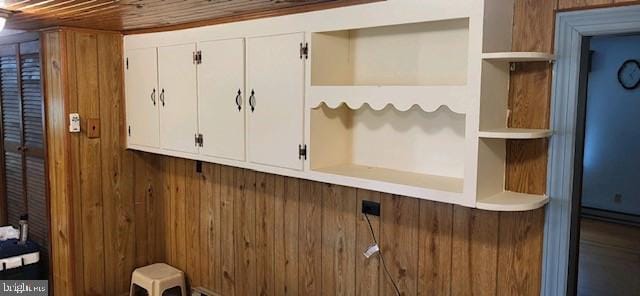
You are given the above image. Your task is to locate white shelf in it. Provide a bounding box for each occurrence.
[313,163,464,194]
[308,85,469,114]
[476,191,549,211]
[482,52,555,62]
[479,128,552,139]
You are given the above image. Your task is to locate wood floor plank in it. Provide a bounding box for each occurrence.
[299,180,323,296]
[256,172,276,296]
[379,194,419,296]
[355,189,381,296]
[322,184,357,296]
[417,201,453,296]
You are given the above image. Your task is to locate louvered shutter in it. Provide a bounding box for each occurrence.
[0,49,26,228]
[21,50,48,250]
[0,40,48,255]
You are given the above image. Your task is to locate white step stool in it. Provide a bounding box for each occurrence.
[130,263,186,296]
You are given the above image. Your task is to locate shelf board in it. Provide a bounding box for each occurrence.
[479,128,552,139]
[476,191,549,211]
[308,85,468,114]
[482,52,555,62]
[313,163,464,193]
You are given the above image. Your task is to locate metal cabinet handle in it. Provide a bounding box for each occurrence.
[160,89,165,106]
[151,88,156,106]
[249,89,256,112]
[235,89,242,111]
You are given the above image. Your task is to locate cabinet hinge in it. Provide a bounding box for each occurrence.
[298,144,307,160]
[195,133,204,147]
[128,125,131,136]
[193,50,202,64]
[126,58,129,70]
[300,43,308,60]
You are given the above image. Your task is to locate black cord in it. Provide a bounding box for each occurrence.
[364,213,401,296]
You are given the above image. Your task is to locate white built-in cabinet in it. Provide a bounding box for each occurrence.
[157,43,199,154]
[247,33,305,170]
[124,0,554,212]
[124,47,160,148]
[197,38,246,161]
[125,33,306,169]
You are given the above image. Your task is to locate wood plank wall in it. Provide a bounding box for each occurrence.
[41,1,640,296]
[43,29,163,296]
[151,158,542,296]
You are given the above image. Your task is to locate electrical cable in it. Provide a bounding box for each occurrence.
[364,213,401,296]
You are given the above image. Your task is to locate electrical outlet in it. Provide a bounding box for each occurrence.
[362,200,380,216]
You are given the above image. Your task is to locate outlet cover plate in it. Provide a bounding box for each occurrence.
[362,200,380,216]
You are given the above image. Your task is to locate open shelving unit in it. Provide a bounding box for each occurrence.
[475,35,554,209]
[310,102,466,202]
[308,18,471,115]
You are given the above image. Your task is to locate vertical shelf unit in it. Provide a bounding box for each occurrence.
[475,1,554,211]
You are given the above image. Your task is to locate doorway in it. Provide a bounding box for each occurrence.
[544,6,640,296]
[570,34,640,296]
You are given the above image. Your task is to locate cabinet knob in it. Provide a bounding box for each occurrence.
[249,89,256,112]
[151,88,156,106]
[160,89,165,107]
[235,89,242,112]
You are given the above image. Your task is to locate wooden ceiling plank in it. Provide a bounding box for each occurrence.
[26,0,78,13]
[4,0,378,32]
[61,0,267,28]
[51,0,117,16]
[4,0,34,10]
[8,0,115,24]
[90,0,293,26]
[13,0,55,10]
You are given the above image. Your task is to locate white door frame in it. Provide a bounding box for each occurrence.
[543,5,640,296]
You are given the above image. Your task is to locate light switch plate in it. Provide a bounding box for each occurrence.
[69,113,80,133]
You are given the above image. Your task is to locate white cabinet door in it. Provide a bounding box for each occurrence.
[158,43,199,154]
[198,38,246,161]
[247,33,305,170]
[125,47,159,148]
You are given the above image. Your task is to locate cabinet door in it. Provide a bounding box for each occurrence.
[125,47,160,148]
[158,43,199,154]
[247,33,305,170]
[198,38,245,161]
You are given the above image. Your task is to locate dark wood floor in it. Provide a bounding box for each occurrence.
[578,218,640,296]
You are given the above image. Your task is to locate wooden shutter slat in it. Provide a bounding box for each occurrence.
[21,54,43,150]
[26,156,47,248]
[4,151,24,227]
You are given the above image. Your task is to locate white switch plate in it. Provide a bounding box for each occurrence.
[69,113,80,133]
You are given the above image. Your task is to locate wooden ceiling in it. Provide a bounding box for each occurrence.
[2,0,377,33]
